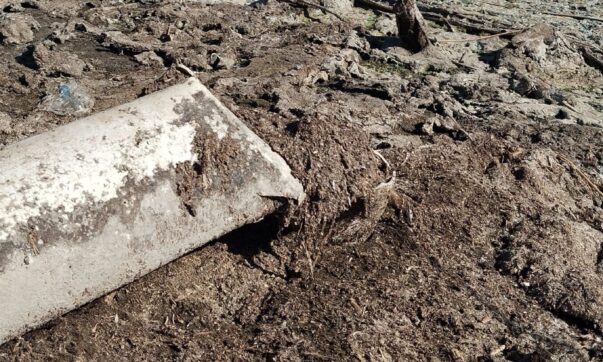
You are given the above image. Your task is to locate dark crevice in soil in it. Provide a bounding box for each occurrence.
[219,210,300,281]
[154,49,175,68]
[548,307,601,336]
[324,80,392,100]
[478,50,500,67]
[597,242,603,267]
[337,198,366,221]
[365,35,402,50]
[15,46,38,70]
[220,213,280,262]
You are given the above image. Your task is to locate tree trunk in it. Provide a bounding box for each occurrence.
[395,0,430,52]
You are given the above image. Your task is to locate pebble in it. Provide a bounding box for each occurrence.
[134,51,164,67]
[209,53,236,70]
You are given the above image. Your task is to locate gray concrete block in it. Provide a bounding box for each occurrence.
[0,78,304,344]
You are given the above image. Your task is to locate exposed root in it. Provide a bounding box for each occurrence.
[437,28,524,43]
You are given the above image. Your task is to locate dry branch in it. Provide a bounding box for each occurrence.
[558,154,603,198]
[437,28,523,43]
[542,11,603,23]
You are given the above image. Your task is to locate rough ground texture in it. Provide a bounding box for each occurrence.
[0,0,602,360]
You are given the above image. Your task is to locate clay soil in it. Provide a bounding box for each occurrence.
[0,0,602,360]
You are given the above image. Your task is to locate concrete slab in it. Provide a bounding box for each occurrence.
[0,78,304,344]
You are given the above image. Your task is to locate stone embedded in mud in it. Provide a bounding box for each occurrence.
[345,30,369,52]
[134,51,165,67]
[210,52,236,70]
[512,24,556,47]
[0,13,39,45]
[0,78,304,344]
[100,30,154,54]
[374,16,397,36]
[33,44,87,77]
[511,24,557,63]
[321,0,353,14]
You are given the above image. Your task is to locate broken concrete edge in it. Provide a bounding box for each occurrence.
[0,77,304,245]
[188,79,305,203]
[0,77,305,345]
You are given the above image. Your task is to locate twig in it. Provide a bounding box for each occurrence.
[561,100,579,114]
[372,149,391,171]
[451,60,478,71]
[284,0,345,21]
[418,2,513,27]
[175,63,196,77]
[443,18,455,32]
[421,12,506,35]
[543,11,603,23]
[558,154,603,198]
[437,28,523,43]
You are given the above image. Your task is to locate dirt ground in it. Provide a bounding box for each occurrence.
[0,0,602,360]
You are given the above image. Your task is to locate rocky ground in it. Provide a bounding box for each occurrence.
[0,0,602,360]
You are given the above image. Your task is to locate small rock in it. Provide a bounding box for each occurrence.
[523,39,547,62]
[321,0,353,14]
[512,24,557,63]
[512,24,556,46]
[311,70,329,85]
[209,53,236,70]
[175,19,186,30]
[511,71,559,101]
[322,49,364,78]
[100,31,153,53]
[3,0,39,12]
[22,0,40,8]
[134,51,164,67]
[49,21,77,44]
[418,116,469,141]
[179,54,209,71]
[33,44,86,77]
[303,70,329,86]
[374,16,397,36]
[345,30,369,52]
[2,2,24,12]
[420,120,434,136]
[0,13,39,45]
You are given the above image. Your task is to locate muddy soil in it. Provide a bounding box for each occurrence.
[0,0,602,360]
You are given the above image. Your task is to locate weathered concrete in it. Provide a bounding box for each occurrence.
[0,78,304,344]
